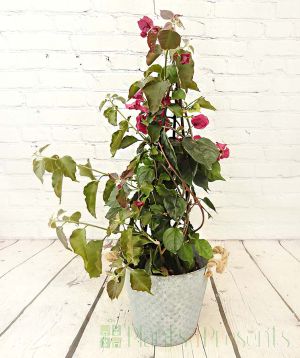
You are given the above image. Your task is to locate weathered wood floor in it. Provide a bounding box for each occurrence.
[0,240,299,358]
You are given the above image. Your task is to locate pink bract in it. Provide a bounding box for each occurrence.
[193,135,202,140]
[138,16,154,38]
[136,113,148,134]
[191,114,209,129]
[162,96,171,106]
[133,90,144,100]
[216,142,230,160]
[180,53,191,64]
[125,99,148,113]
[133,200,145,208]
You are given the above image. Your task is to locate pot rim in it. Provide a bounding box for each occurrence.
[126,265,207,279]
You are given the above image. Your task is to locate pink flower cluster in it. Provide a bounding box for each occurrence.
[137,16,160,38]
[174,52,191,64]
[125,90,148,113]
[191,114,209,129]
[136,114,148,134]
[125,90,149,134]
[133,200,145,208]
[216,142,230,160]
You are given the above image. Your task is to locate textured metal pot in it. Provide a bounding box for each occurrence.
[126,267,208,346]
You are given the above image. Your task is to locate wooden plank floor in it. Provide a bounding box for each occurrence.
[0,240,299,358]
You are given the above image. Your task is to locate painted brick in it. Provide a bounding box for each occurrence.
[215,2,275,19]
[277,1,300,19]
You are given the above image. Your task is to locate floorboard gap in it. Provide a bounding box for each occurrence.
[242,240,300,322]
[65,276,108,358]
[278,240,300,263]
[210,276,242,358]
[0,240,18,251]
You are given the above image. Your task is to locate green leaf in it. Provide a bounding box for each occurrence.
[165,65,178,84]
[110,120,129,157]
[208,161,225,182]
[188,80,200,91]
[175,51,197,90]
[85,240,104,278]
[148,122,161,143]
[143,80,170,114]
[169,104,183,117]
[128,80,140,99]
[196,96,216,111]
[158,172,171,183]
[38,144,50,154]
[163,195,187,220]
[78,159,95,180]
[103,178,116,203]
[136,166,155,186]
[178,153,198,186]
[56,226,70,250]
[120,229,143,265]
[144,64,163,77]
[44,156,58,173]
[193,238,213,260]
[119,135,138,149]
[105,206,122,221]
[178,243,194,266]
[163,227,184,253]
[140,211,152,226]
[130,269,152,293]
[99,99,107,111]
[70,228,103,278]
[83,181,99,218]
[107,272,125,300]
[104,106,118,126]
[172,89,186,100]
[146,45,162,66]
[182,137,219,170]
[70,211,81,223]
[59,156,77,181]
[193,165,209,190]
[33,159,45,183]
[112,94,126,104]
[70,229,87,262]
[203,197,216,212]
[160,131,178,170]
[140,182,153,196]
[158,30,181,50]
[156,183,175,197]
[150,204,165,215]
[52,170,63,201]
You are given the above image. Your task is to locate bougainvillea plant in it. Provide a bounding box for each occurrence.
[33,10,229,299]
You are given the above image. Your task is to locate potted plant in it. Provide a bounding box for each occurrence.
[33,10,229,347]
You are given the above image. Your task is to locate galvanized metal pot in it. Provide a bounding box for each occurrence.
[126,267,208,346]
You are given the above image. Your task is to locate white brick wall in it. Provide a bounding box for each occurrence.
[0,0,300,240]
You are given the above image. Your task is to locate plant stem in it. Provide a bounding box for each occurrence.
[57,219,107,231]
[77,164,108,176]
[186,116,193,137]
[164,50,169,80]
[158,142,205,231]
[186,98,198,109]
